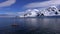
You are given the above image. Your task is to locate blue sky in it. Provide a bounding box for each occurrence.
[0,0,60,14]
[0,0,48,14]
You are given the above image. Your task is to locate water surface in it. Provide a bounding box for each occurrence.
[0,17,60,34]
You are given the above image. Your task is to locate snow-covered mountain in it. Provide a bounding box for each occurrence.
[19,6,60,17]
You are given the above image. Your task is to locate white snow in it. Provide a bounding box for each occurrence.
[19,6,60,17]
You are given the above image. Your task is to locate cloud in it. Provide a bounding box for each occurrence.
[0,0,16,7]
[24,0,60,8]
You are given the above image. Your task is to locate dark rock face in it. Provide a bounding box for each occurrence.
[36,13,44,17]
[37,14,40,17]
[58,10,60,12]
[24,14,27,16]
[41,14,44,16]
[55,12,58,15]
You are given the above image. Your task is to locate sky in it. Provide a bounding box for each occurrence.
[0,0,60,14]
[0,0,48,13]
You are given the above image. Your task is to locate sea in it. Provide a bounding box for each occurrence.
[0,17,60,34]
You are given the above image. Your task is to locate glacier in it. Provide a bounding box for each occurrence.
[19,6,60,17]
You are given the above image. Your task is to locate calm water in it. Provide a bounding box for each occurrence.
[0,17,60,34]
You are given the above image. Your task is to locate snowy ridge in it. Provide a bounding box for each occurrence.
[19,6,60,17]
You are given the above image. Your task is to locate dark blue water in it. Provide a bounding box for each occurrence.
[0,17,60,34]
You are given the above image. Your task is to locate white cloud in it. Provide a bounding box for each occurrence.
[24,0,60,8]
[0,0,16,7]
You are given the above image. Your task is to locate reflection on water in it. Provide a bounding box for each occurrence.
[22,18,60,30]
[0,17,60,34]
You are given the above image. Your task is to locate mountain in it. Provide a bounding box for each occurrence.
[19,6,60,17]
